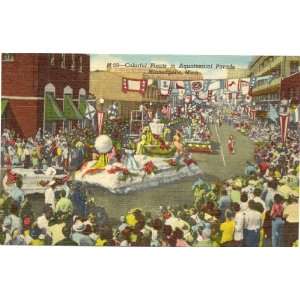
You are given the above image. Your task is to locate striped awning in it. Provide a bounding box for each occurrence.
[1,99,8,115]
[45,93,65,121]
[63,94,83,120]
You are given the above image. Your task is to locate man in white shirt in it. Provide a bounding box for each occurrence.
[232,203,245,245]
[44,180,56,210]
[283,196,299,246]
[244,200,262,247]
[253,188,267,212]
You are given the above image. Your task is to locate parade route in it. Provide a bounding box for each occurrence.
[78,124,255,221]
[7,124,255,222]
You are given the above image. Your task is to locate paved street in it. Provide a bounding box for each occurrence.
[88,124,255,221]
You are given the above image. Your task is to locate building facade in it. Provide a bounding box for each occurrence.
[90,66,203,120]
[1,53,90,137]
[248,56,300,103]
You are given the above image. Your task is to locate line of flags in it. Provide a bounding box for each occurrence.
[145,74,279,101]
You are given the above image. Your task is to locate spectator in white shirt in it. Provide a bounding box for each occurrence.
[253,188,267,212]
[44,180,56,211]
[233,203,245,246]
[244,200,262,247]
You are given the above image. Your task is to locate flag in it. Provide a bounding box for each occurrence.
[184,81,192,95]
[220,79,226,90]
[159,80,171,95]
[85,103,96,120]
[279,113,289,144]
[239,78,250,95]
[122,78,147,95]
[202,80,211,92]
[97,112,105,135]
[208,80,221,90]
[176,81,184,89]
[191,80,203,91]
[267,104,279,123]
[226,79,239,92]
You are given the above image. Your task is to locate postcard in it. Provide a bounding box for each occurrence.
[0,54,299,247]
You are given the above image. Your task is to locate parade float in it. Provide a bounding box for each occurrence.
[74,119,202,194]
[182,119,213,154]
[2,166,68,195]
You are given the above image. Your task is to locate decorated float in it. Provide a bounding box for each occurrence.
[74,122,202,194]
[2,166,68,195]
[182,120,213,154]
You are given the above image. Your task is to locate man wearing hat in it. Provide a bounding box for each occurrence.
[71,219,94,246]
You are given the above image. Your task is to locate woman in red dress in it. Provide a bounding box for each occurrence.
[227,135,235,154]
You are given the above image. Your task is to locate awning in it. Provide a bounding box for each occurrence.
[45,93,65,121]
[63,94,83,120]
[78,96,87,116]
[1,99,8,115]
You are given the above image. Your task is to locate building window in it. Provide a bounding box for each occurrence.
[79,56,83,72]
[290,62,299,75]
[2,53,15,62]
[49,54,55,66]
[61,54,66,69]
[71,54,76,70]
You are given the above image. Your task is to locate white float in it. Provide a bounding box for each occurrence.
[74,155,202,194]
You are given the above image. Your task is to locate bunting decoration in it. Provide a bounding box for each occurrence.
[97,111,105,135]
[280,113,289,144]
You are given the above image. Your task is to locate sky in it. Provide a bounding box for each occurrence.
[90,54,254,79]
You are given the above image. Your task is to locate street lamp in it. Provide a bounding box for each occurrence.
[96,98,105,112]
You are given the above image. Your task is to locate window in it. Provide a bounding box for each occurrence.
[290,62,299,75]
[71,54,75,70]
[61,54,66,68]
[49,54,55,66]
[2,53,15,62]
[79,56,83,72]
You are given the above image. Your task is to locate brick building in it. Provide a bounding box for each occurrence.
[1,53,90,137]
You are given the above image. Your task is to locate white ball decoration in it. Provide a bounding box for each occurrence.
[94,135,113,154]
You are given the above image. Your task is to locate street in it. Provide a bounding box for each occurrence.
[75,124,255,220]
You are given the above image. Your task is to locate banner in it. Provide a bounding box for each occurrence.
[226,79,239,92]
[208,80,221,91]
[184,81,192,95]
[159,80,171,95]
[176,81,184,89]
[122,78,147,95]
[279,113,289,144]
[191,80,203,91]
[239,78,250,95]
[97,111,105,135]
